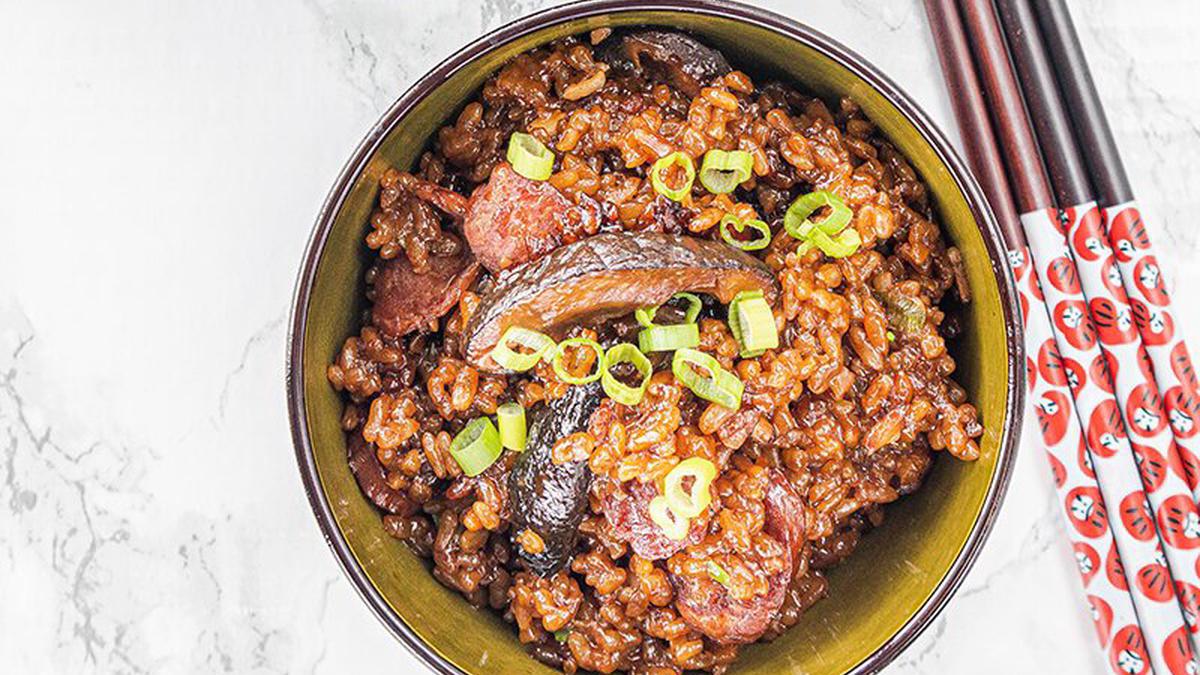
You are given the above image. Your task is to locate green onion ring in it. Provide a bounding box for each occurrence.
[730,294,778,358]
[671,348,744,410]
[638,323,700,353]
[807,226,861,259]
[648,495,691,540]
[489,326,556,371]
[449,417,503,477]
[506,132,555,181]
[649,152,696,202]
[551,337,604,384]
[496,402,527,451]
[699,149,753,194]
[707,561,731,586]
[718,214,771,251]
[600,343,653,406]
[663,457,717,518]
[726,290,763,356]
[635,292,703,328]
[783,190,852,239]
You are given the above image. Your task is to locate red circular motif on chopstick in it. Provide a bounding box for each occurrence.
[1091,297,1138,346]
[1108,208,1149,263]
[1171,442,1200,492]
[1101,256,1129,304]
[1047,449,1066,488]
[1029,269,1045,301]
[1157,494,1200,550]
[1092,352,1118,394]
[1126,383,1167,438]
[1175,582,1200,633]
[1132,443,1168,493]
[1110,624,1151,675]
[1071,206,1109,262]
[1088,400,1127,458]
[1133,256,1168,306]
[1162,624,1196,674]
[1120,491,1155,541]
[1107,542,1128,591]
[1046,256,1082,294]
[1131,299,1176,346]
[1088,595,1114,648]
[1067,486,1109,538]
[1165,387,1200,439]
[1078,433,1095,480]
[1172,342,1198,394]
[1038,338,1068,386]
[1136,561,1174,602]
[1036,390,1072,446]
[1055,299,1098,350]
[1076,542,1101,586]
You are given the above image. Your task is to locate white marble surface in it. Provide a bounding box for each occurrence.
[2,0,1200,672]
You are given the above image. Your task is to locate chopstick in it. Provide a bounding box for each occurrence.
[1032,0,1200,511]
[995,0,1200,659]
[920,1,1140,667]
[1029,0,1131,206]
[948,0,1199,670]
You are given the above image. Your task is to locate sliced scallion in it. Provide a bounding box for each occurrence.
[663,457,717,518]
[699,149,753,194]
[489,326,556,371]
[496,402,527,451]
[707,561,731,586]
[449,417,502,477]
[600,343,653,406]
[672,348,744,411]
[718,214,771,251]
[729,294,778,357]
[727,290,762,356]
[551,337,604,384]
[649,152,695,202]
[638,323,700,353]
[554,629,571,643]
[506,132,555,181]
[801,226,861,259]
[783,190,852,239]
[648,495,690,541]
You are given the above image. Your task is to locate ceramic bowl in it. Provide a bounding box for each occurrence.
[288,1,1023,672]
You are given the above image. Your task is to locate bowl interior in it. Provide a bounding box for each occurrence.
[295,7,1016,674]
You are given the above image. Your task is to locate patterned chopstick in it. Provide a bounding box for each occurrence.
[1032,0,1200,508]
[954,0,1199,671]
[922,1,1140,671]
[996,0,1200,664]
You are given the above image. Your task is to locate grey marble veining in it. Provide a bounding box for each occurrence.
[2,1,1199,673]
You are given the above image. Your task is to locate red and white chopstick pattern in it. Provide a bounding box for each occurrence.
[1105,202,1200,497]
[1011,244,1143,671]
[1063,201,1200,646]
[1022,207,1198,674]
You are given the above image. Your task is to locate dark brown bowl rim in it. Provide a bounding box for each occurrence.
[286,1,1024,673]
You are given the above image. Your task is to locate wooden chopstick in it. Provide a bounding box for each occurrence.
[1032,0,1200,490]
[921,2,1141,668]
[997,0,1200,663]
[1029,0,1133,206]
[955,0,1052,213]
[921,0,1021,243]
[954,1,1199,671]
[992,0,1092,207]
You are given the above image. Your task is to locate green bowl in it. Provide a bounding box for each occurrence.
[287,1,1023,672]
